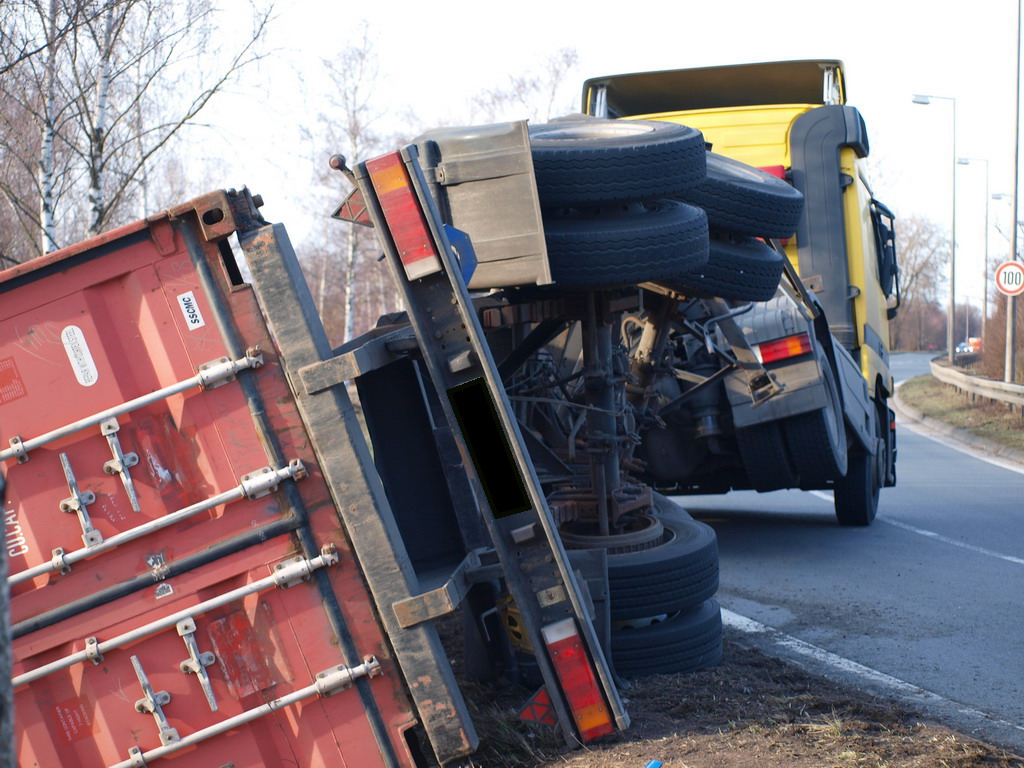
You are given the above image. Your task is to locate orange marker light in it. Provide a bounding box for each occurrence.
[365,152,443,280]
[755,332,813,364]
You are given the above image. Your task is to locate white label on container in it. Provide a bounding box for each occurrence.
[61,325,99,387]
[177,290,206,330]
[155,583,174,599]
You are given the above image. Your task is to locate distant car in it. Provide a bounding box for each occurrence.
[955,342,972,354]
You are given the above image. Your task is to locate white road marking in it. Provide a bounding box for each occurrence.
[808,490,1024,566]
[897,418,1024,476]
[721,608,1024,735]
[879,518,1024,566]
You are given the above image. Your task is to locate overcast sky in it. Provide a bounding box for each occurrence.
[202,0,1024,308]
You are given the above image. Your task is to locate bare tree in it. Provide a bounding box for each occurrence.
[0,0,98,76]
[298,43,582,344]
[327,25,377,342]
[0,0,83,257]
[0,0,271,261]
[982,294,1024,380]
[890,215,949,350]
[307,23,401,345]
[69,0,271,237]
[471,47,580,124]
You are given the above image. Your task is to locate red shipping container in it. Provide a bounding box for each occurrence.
[1,194,423,768]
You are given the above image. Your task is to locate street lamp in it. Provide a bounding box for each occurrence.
[913,93,958,363]
[1009,0,1022,383]
[957,157,990,329]
[992,192,1014,326]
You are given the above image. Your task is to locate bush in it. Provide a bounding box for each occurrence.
[981,294,1024,382]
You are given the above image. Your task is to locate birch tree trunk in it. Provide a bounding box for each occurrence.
[342,228,359,344]
[38,0,60,253]
[1,0,89,260]
[86,1,114,237]
[316,249,329,317]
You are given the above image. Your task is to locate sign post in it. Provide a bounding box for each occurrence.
[995,260,1024,383]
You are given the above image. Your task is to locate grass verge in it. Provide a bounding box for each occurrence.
[897,375,1024,452]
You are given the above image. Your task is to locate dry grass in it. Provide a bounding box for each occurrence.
[897,375,1024,451]
[457,635,1024,768]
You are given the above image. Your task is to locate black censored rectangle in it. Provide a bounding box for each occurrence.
[447,378,531,519]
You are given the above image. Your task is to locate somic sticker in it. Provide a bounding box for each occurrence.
[61,326,98,387]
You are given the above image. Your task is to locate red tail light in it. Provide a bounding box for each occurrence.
[365,152,442,280]
[755,332,813,364]
[541,618,614,741]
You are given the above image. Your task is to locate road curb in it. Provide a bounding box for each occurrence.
[892,386,1024,467]
[721,611,1024,756]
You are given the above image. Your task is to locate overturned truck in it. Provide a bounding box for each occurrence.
[2,58,896,767]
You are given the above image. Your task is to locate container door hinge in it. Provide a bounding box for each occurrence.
[127,746,147,767]
[241,459,305,500]
[131,654,180,746]
[8,435,27,463]
[101,417,141,512]
[273,544,339,589]
[314,656,382,697]
[85,636,104,664]
[177,618,218,711]
[58,452,102,547]
[50,547,71,575]
[197,347,264,390]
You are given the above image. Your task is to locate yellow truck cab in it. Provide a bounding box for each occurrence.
[582,60,899,524]
[583,60,897,404]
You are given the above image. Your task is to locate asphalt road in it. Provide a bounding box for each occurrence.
[676,352,1024,752]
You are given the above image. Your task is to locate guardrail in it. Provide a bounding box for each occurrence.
[930,358,1024,412]
[953,351,981,367]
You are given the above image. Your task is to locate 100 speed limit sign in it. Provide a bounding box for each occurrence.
[995,260,1024,297]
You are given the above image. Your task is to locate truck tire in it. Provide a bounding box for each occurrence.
[834,399,885,526]
[659,230,785,302]
[784,352,848,487]
[543,200,708,288]
[607,506,719,621]
[736,421,800,491]
[676,152,804,238]
[530,118,706,207]
[611,598,723,677]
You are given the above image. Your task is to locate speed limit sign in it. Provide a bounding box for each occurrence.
[995,260,1024,297]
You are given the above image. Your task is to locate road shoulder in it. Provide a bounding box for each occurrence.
[721,608,1024,757]
[892,385,1024,467]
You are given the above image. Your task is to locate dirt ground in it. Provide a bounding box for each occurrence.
[459,630,1024,768]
